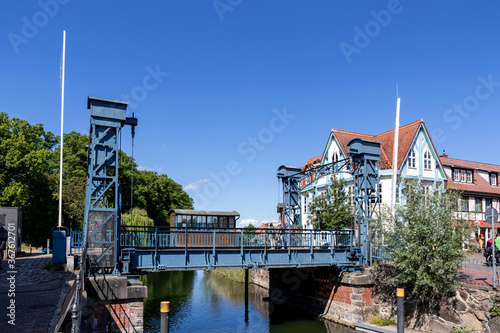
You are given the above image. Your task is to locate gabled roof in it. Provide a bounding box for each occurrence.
[440,156,500,196]
[440,156,500,173]
[302,154,323,171]
[309,119,425,171]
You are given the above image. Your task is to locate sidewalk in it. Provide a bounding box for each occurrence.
[458,251,500,288]
[0,252,74,333]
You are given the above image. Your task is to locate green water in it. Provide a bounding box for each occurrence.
[141,270,356,333]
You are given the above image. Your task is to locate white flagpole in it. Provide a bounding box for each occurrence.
[391,89,400,217]
[58,30,66,228]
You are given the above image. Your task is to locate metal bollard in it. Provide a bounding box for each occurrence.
[161,301,170,333]
[397,288,404,333]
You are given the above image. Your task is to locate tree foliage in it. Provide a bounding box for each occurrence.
[0,113,193,246]
[121,208,154,227]
[377,180,471,299]
[308,177,353,230]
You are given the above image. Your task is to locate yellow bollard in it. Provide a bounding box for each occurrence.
[161,301,170,333]
[397,288,404,333]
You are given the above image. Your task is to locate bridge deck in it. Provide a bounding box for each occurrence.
[117,227,362,273]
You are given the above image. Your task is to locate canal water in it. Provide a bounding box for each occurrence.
[141,270,357,333]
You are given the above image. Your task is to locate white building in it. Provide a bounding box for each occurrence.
[300,119,447,228]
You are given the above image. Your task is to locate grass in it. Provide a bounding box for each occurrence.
[210,269,252,284]
[367,315,396,326]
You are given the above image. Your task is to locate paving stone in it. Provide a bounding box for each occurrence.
[0,253,71,333]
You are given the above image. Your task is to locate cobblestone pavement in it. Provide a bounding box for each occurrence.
[0,252,71,333]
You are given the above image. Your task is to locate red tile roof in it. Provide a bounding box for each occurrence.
[302,154,323,172]
[440,156,500,196]
[440,157,500,173]
[306,119,426,171]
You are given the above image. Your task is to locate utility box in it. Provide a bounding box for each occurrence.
[52,230,67,264]
[0,207,22,255]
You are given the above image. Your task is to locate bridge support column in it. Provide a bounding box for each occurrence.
[86,276,147,333]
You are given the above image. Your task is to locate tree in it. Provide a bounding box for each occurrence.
[0,112,58,246]
[50,131,88,230]
[244,223,256,234]
[308,177,353,229]
[121,208,154,227]
[381,180,471,299]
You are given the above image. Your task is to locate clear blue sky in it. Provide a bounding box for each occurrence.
[1,1,499,227]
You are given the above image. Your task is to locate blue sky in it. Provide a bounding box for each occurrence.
[1,1,500,227]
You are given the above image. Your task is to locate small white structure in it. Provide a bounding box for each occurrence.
[0,207,23,254]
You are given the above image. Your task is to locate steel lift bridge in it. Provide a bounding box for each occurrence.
[277,138,382,267]
[80,98,381,276]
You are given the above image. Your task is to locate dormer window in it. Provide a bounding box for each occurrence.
[408,149,416,168]
[423,150,432,170]
[453,168,473,184]
[492,173,498,186]
[466,170,472,183]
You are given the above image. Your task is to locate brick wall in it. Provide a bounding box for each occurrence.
[267,267,374,326]
[89,299,143,333]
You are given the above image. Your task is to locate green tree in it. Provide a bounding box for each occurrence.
[244,223,256,234]
[309,177,353,229]
[121,208,154,227]
[134,171,193,226]
[0,112,58,246]
[50,131,88,230]
[381,180,470,299]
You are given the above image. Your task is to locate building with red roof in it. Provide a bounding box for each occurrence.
[300,119,447,227]
[440,153,500,240]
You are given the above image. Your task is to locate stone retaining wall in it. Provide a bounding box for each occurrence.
[260,266,500,332]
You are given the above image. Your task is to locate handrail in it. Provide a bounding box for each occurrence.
[119,226,354,249]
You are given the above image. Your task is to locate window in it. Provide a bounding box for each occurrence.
[408,149,416,168]
[466,170,472,183]
[475,198,482,212]
[461,197,469,212]
[453,169,473,183]
[423,150,432,170]
[486,198,492,209]
[492,173,498,186]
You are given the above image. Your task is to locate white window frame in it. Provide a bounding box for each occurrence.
[408,149,416,169]
[466,170,472,183]
[423,150,432,170]
[453,169,460,182]
[492,173,498,186]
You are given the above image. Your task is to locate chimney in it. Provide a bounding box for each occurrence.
[441,150,448,158]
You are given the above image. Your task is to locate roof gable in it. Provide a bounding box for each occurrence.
[326,119,423,171]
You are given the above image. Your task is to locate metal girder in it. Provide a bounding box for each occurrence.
[83,97,137,275]
[124,248,361,273]
[277,138,381,265]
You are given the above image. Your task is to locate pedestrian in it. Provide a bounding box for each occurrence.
[479,234,485,250]
[267,223,275,248]
[495,234,500,252]
[0,220,7,271]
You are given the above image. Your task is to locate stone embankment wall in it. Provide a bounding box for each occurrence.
[255,266,500,332]
[398,286,500,333]
[85,276,147,333]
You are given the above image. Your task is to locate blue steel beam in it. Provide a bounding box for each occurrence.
[83,97,137,275]
[126,248,361,273]
[119,226,362,273]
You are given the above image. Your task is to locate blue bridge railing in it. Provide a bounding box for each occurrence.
[119,226,353,249]
[69,228,84,263]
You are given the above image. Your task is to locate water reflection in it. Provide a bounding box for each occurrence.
[141,270,356,333]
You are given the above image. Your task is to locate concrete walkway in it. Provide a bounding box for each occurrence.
[0,252,75,333]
